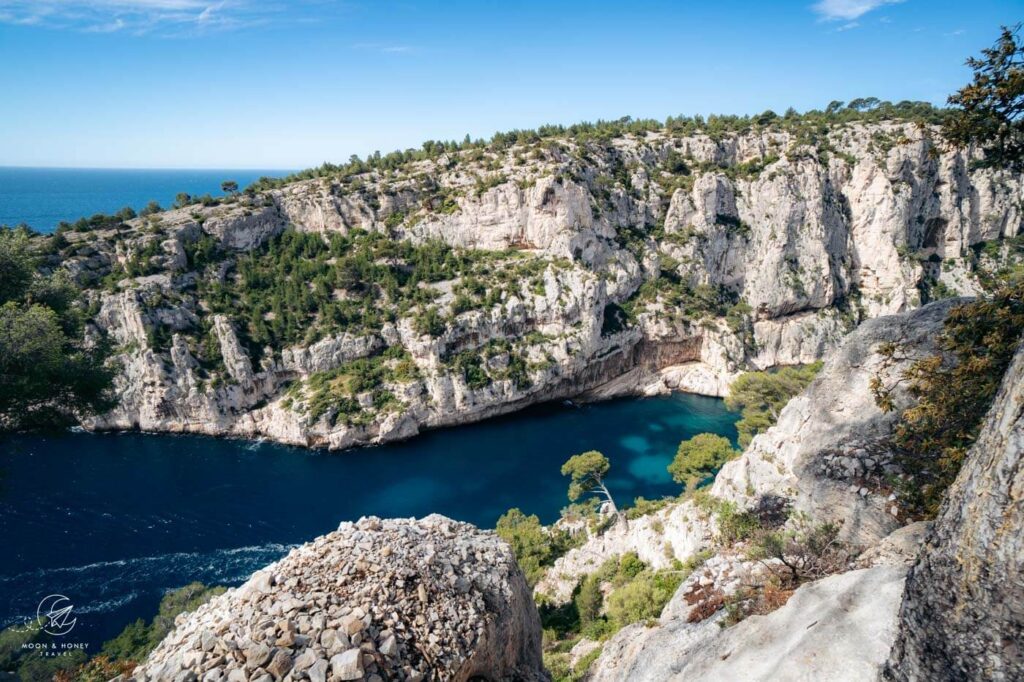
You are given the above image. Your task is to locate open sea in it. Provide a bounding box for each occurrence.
[0,167,291,232]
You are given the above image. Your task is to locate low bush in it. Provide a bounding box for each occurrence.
[872,281,1024,516]
[725,362,823,447]
[669,433,739,491]
[496,508,579,586]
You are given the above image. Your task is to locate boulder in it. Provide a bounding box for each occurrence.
[128,515,545,682]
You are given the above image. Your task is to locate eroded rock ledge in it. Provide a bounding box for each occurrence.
[128,515,545,682]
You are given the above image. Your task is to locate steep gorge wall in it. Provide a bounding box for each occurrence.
[274,122,1021,320]
[59,121,1022,449]
[535,301,956,602]
[541,301,1024,682]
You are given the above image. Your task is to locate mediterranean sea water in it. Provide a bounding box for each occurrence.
[0,393,737,649]
[0,167,290,232]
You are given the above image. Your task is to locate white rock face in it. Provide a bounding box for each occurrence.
[280,334,382,374]
[711,299,962,546]
[130,515,545,682]
[886,339,1024,681]
[203,204,284,251]
[534,500,715,602]
[402,176,601,259]
[553,297,1024,682]
[589,566,907,682]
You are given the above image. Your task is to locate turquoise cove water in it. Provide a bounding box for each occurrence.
[0,393,737,648]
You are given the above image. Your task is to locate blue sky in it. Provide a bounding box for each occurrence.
[0,0,1019,169]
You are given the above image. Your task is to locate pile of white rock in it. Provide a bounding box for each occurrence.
[125,515,545,682]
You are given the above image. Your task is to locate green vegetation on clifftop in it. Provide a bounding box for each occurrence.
[0,227,114,431]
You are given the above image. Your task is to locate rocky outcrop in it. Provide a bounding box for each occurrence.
[130,515,545,682]
[536,301,956,601]
[534,501,716,603]
[884,339,1024,681]
[543,297,1023,681]
[590,565,907,682]
[710,299,963,546]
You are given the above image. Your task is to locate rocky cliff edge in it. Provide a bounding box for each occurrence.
[127,515,546,682]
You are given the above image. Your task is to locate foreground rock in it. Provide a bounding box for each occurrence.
[710,299,963,546]
[590,565,906,682]
[129,515,545,682]
[885,340,1024,681]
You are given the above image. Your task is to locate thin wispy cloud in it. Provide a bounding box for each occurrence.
[811,0,905,22]
[0,0,338,36]
[84,17,127,33]
[351,42,417,55]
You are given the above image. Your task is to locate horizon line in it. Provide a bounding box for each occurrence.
[0,165,298,173]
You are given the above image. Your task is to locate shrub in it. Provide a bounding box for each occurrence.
[496,508,577,586]
[139,200,162,216]
[721,580,795,627]
[451,293,475,315]
[605,571,681,626]
[566,553,683,638]
[872,280,1024,516]
[668,433,739,491]
[453,352,490,389]
[413,306,446,337]
[626,495,675,520]
[544,647,602,682]
[746,521,849,583]
[725,362,823,447]
[0,228,115,430]
[575,575,605,628]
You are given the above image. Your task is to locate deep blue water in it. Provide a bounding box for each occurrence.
[0,167,290,232]
[0,394,736,650]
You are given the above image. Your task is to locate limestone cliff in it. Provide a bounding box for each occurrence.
[535,301,956,602]
[53,120,1020,449]
[589,565,908,682]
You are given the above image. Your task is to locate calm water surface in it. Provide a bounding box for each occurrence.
[0,167,289,232]
[0,393,736,648]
